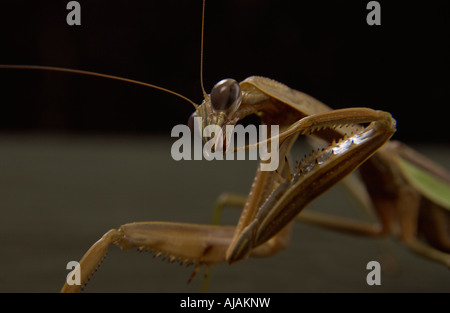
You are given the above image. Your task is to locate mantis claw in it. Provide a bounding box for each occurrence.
[226,108,396,262]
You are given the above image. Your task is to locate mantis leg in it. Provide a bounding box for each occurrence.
[395,185,450,267]
[212,191,383,236]
[212,191,294,258]
[418,201,450,253]
[212,191,385,237]
[212,192,248,225]
[295,210,384,237]
[211,190,405,272]
[60,222,236,293]
[404,239,450,267]
[204,193,248,292]
[60,219,295,293]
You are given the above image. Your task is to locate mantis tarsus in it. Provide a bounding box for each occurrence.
[1,1,449,292]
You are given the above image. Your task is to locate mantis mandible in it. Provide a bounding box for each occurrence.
[0,1,448,293]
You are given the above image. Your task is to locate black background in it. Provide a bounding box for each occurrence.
[0,1,449,294]
[0,0,449,142]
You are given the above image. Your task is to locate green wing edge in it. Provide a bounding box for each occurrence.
[397,157,450,211]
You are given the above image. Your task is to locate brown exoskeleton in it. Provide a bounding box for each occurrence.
[58,77,396,292]
[1,0,448,293]
[211,77,450,271]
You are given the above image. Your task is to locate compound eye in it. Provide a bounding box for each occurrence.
[210,79,242,112]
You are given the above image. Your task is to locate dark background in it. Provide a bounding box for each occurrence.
[0,0,449,142]
[0,1,449,293]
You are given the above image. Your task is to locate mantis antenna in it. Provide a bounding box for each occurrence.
[199,0,208,100]
[0,64,199,110]
[0,1,210,109]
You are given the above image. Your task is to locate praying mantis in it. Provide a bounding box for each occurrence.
[0,1,449,292]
